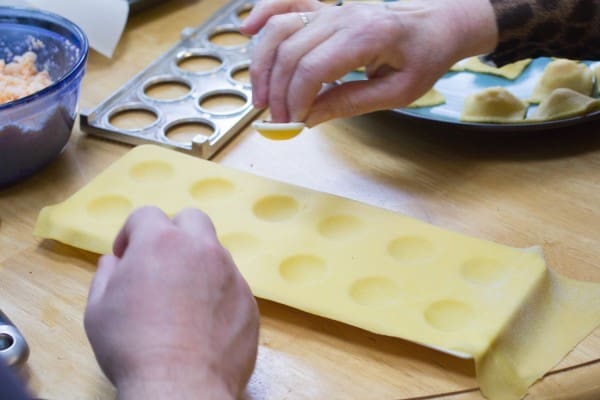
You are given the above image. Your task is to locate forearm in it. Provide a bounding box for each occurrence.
[487,0,600,65]
[442,0,499,60]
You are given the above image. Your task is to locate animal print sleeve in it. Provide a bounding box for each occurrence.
[486,0,600,65]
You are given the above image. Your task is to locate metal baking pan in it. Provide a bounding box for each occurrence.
[82,0,259,159]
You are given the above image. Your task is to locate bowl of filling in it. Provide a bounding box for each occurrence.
[0,6,88,187]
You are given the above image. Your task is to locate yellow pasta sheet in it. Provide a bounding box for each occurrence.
[34,145,600,400]
[461,58,532,80]
[408,87,445,108]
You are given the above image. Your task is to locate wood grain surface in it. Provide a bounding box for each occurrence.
[0,1,598,399]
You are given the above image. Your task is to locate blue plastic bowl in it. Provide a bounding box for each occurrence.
[0,7,88,187]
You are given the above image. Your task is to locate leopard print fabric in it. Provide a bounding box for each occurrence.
[486,0,600,65]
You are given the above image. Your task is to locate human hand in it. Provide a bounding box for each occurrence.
[241,0,498,126]
[84,207,259,400]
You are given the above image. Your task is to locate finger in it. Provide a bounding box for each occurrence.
[113,206,173,257]
[267,12,336,122]
[87,254,118,306]
[250,12,309,109]
[305,73,429,126]
[171,208,218,245]
[285,30,377,122]
[240,0,325,35]
[240,0,296,35]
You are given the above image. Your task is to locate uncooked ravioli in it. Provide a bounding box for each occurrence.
[529,88,600,121]
[530,59,594,103]
[462,57,532,80]
[407,87,445,108]
[460,87,528,123]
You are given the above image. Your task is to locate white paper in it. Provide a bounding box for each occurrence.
[0,0,129,58]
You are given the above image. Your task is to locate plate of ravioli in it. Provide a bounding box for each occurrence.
[343,57,600,131]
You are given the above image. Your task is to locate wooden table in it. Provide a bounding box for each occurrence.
[1,1,599,398]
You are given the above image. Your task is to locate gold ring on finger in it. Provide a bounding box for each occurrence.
[298,12,310,27]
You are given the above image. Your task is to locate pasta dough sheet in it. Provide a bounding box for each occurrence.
[461,58,532,80]
[478,253,600,400]
[34,145,600,400]
[408,87,445,108]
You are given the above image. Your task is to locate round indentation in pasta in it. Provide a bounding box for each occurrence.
[349,277,401,307]
[190,178,235,201]
[143,77,191,101]
[253,195,299,222]
[460,258,510,286]
[165,120,216,144]
[229,62,250,86]
[387,236,435,263]
[87,195,133,220]
[208,28,250,48]
[198,90,248,115]
[318,215,363,240]
[236,3,252,21]
[108,105,158,131]
[176,52,223,73]
[130,161,174,183]
[220,232,260,261]
[279,254,327,285]
[424,300,474,332]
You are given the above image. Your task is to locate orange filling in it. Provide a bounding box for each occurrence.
[0,51,52,105]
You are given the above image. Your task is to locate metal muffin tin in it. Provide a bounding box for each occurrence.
[81,0,259,159]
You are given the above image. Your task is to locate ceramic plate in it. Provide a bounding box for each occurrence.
[343,58,600,132]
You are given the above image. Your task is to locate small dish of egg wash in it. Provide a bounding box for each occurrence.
[251,120,306,140]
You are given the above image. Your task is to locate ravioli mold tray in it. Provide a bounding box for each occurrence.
[81,0,259,159]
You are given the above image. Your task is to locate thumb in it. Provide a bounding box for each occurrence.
[305,73,427,126]
[87,254,119,307]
